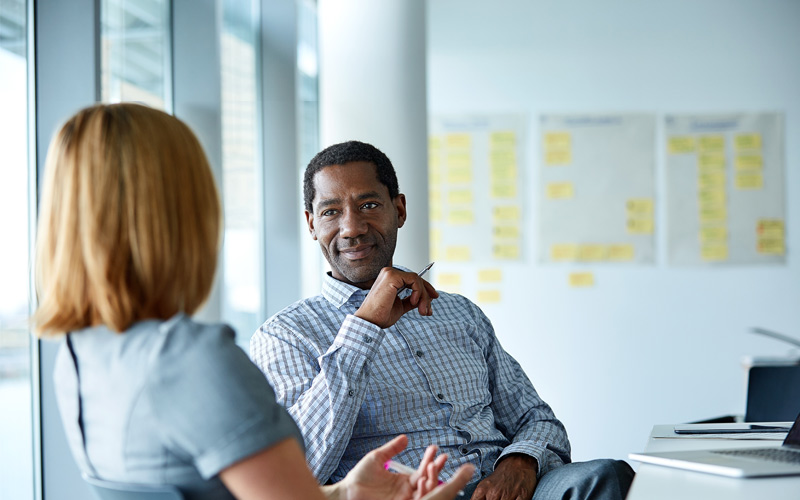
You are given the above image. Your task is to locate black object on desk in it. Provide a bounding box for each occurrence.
[745,364,800,422]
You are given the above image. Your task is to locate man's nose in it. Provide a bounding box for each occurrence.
[339,208,368,238]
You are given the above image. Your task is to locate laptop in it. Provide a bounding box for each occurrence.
[629,412,800,477]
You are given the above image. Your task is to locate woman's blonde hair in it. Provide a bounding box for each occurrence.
[34,103,221,336]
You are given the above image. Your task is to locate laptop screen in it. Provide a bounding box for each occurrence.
[784,412,800,447]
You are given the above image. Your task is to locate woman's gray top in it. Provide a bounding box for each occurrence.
[53,313,304,499]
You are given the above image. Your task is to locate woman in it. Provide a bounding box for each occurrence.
[33,103,473,500]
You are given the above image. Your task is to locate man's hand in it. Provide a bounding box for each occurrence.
[355,267,439,329]
[471,454,538,500]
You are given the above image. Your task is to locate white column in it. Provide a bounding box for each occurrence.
[317,0,429,273]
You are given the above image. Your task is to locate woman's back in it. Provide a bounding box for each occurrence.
[54,314,303,499]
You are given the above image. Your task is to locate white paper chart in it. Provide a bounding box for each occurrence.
[665,113,785,266]
[538,113,657,265]
[429,114,527,265]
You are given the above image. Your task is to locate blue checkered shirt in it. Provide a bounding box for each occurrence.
[250,269,571,484]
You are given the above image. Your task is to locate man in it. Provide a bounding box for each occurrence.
[250,141,633,500]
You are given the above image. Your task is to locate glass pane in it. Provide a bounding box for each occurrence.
[101,0,171,109]
[221,0,261,343]
[0,0,33,498]
[298,0,319,168]
[297,0,321,297]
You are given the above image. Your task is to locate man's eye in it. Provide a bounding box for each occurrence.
[321,209,337,217]
[361,202,378,210]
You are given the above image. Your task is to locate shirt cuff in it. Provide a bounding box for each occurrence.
[330,314,386,358]
[495,442,564,478]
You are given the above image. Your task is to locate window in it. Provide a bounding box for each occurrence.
[220,0,261,343]
[101,0,171,109]
[0,0,33,498]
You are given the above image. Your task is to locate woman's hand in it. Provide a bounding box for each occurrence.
[339,435,455,500]
[417,463,475,500]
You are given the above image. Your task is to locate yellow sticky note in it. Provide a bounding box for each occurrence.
[546,182,574,199]
[429,229,442,243]
[493,205,521,221]
[429,136,442,150]
[607,244,635,261]
[429,190,442,204]
[446,133,471,150]
[429,169,442,185]
[491,163,517,182]
[493,225,520,239]
[698,188,726,205]
[735,171,763,190]
[478,268,503,283]
[698,172,726,189]
[668,136,696,154]
[477,289,502,304]
[492,183,517,199]
[627,218,654,234]
[446,152,472,170]
[700,226,728,243]
[446,167,473,185]
[428,154,442,169]
[699,205,727,223]
[757,238,785,255]
[447,189,472,205]
[430,206,442,222]
[445,246,471,262]
[698,153,726,170]
[735,133,762,151]
[448,209,474,225]
[490,149,516,166]
[551,244,578,262]
[701,244,729,261]
[491,131,516,149]
[578,244,607,262]
[758,219,784,238]
[493,244,521,260]
[437,272,462,287]
[626,198,654,216]
[545,150,572,166]
[735,154,763,170]
[569,272,595,287]
[544,132,571,150]
[698,135,725,152]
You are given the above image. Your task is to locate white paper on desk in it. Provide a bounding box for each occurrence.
[651,424,789,441]
[653,432,786,440]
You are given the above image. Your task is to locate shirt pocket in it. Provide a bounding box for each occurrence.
[424,321,491,407]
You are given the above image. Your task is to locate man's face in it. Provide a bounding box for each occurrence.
[306,161,406,289]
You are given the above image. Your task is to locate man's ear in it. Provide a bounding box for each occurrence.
[395,194,407,228]
[305,210,318,240]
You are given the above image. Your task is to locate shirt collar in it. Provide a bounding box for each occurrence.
[321,265,412,309]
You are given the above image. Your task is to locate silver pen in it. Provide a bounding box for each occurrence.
[398,261,434,293]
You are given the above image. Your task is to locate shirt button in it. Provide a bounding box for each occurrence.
[436,393,444,400]
[364,335,372,343]
[415,350,423,357]
[348,390,354,396]
[460,446,469,455]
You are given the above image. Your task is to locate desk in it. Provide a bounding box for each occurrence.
[626,424,799,500]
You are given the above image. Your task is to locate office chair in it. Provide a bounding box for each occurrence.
[82,474,184,500]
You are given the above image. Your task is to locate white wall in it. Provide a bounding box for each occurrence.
[427,0,800,462]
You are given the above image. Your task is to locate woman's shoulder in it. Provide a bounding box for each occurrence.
[149,314,244,377]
